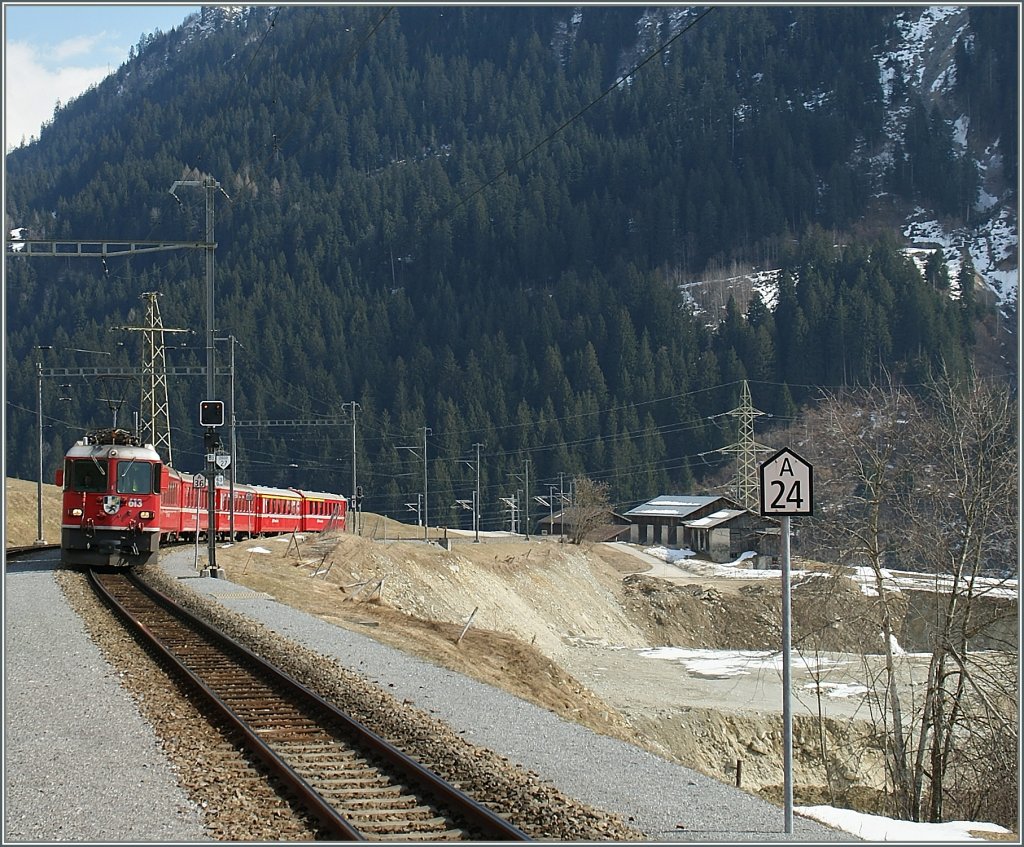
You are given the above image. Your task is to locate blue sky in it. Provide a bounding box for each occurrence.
[4,3,202,151]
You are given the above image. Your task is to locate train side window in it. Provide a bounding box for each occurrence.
[71,460,108,492]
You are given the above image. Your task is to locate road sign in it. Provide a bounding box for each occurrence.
[215,474,226,487]
[194,473,207,488]
[215,452,231,469]
[759,447,813,516]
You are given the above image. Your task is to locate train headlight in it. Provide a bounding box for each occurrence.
[140,510,154,520]
[71,508,83,517]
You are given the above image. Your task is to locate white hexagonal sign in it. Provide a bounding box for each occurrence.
[759,447,814,516]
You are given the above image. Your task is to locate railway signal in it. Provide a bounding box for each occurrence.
[199,399,225,427]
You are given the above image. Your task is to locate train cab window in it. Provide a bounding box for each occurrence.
[117,461,153,494]
[69,460,108,492]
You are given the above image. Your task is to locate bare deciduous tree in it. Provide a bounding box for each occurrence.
[564,476,612,545]
[800,372,1017,826]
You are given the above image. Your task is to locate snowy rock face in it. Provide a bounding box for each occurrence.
[877,6,1016,312]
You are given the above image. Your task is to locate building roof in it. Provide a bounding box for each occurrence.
[684,508,747,529]
[623,495,729,519]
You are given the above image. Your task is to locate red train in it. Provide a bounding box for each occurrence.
[56,428,347,567]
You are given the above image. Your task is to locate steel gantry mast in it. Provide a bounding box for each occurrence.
[110,292,193,466]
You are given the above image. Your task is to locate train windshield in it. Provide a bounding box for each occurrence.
[116,460,154,494]
[68,459,108,492]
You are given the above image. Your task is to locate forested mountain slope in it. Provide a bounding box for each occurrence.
[5,5,1017,529]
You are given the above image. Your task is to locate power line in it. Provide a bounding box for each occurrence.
[255,6,395,180]
[430,7,715,227]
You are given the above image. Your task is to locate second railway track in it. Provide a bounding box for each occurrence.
[89,568,531,842]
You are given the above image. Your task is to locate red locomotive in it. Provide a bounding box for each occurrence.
[56,428,166,567]
[57,428,347,567]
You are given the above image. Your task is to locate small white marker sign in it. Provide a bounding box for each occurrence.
[759,447,814,516]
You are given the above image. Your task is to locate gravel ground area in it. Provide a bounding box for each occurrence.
[158,548,854,843]
[3,553,208,843]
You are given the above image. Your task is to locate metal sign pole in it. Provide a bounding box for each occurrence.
[781,514,793,834]
[36,362,45,545]
[758,446,812,836]
[194,482,202,572]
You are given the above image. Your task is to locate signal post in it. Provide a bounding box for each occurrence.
[200,400,226,577]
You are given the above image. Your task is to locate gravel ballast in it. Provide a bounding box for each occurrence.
[4,554,208,843]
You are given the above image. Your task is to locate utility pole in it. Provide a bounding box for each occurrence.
[509,460,532,540]
[171,175,227,576]
[35,361,44,545]
[342,401,360,533]
[461,442,485,542]
[397,426,431,542]
[422,426,430,541]
[723,379,769,511]
[500,495,518,533]
[214,334,241,539]
[546,483,558,537]
[559,472,566,542]
[474,442,483,542]
[524,457,530,539]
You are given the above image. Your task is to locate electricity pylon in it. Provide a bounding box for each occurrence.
[722,379,769,510]
[111,292,192,466]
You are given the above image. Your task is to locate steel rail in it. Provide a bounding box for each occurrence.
[5,544,58,556]
[88,569,363,840]
[4,544,61,564]
[89,569,531,842]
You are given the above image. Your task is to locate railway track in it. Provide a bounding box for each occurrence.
[89,568,531,842]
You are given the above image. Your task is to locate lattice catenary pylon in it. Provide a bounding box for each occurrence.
[722,379,769,510]
[114,292,190,466]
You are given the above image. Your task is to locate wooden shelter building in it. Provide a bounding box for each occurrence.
[624,495,778,565]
